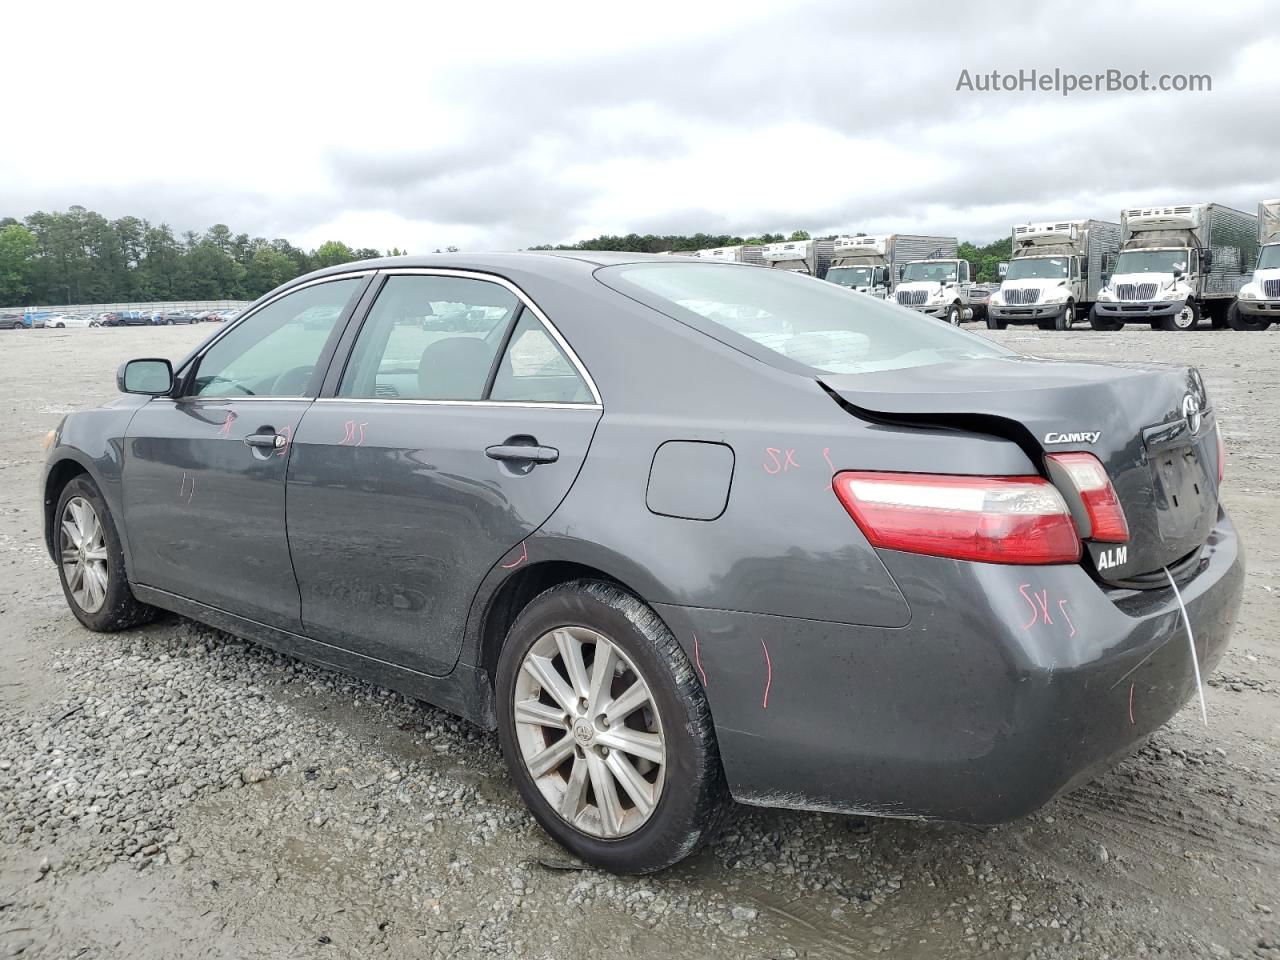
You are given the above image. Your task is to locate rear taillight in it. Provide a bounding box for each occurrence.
[832,471,1081,565]
[1215,422,1225,484]
[1045,452,1129,543]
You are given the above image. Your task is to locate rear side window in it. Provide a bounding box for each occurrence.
[339,275,519,401]
[598,263,1009,375]
[491,312,593,404]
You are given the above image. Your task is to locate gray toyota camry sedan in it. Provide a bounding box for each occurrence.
[42,252,1244,873]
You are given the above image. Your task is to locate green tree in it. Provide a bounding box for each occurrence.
[0,224,38,305]
[313,240,356,268]
[787,230,811,241]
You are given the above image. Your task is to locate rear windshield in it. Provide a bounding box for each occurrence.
[598,262,1008,375]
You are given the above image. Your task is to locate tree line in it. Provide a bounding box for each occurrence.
[0,205,408,307]
[0,205,1016,307]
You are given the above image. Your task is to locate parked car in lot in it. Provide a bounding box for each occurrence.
[100,312,150,327]
[45,314,94,329]
[23,314,48,329]
[42,253,1243,874]
[0,313,24,330]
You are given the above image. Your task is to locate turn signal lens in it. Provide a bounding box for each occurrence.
[832,471,1082,565]
[41,429,56,450]
[1045,452,1129,543]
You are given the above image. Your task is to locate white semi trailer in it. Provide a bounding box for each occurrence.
[692,245,765,266]
[1229,199,1280,331]
[1092,203,1258,331]
[759,239,834,279]
[825,234,955,298]
[987,219,1122,331]
[893,248,973,325]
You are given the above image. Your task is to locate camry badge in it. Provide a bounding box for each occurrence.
[1044,431,1101,444]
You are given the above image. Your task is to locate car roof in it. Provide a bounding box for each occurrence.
[301,249,696,281]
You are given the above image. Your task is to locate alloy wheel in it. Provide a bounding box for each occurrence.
[60,496,109,613]
[513,625,666,838]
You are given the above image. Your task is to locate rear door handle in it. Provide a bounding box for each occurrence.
[244,431,284,450]
[485,443,559,464]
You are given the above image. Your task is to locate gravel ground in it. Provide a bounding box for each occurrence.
[0,323,1277,960]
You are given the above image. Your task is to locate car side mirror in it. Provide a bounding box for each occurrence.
[118,358,174,396]
[1202,249,1213,272]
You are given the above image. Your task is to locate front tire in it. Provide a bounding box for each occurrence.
[495,580,726,874]
[1158,300,1200,331]
[54,476,157,632]
[986,314,1008,330]
[1054,301,1075,331]
[945,303,963,326]
[1089,305,1122,331]
[1226,302,1272,331]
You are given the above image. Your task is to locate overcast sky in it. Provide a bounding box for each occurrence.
[6,0,1279,251]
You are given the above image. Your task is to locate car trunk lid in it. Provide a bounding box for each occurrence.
[819,355,1218,581]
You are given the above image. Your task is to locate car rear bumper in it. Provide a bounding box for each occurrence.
[1094,300,1182,318]
[655,507,1243,823]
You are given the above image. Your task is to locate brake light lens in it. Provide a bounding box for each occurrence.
[832,471,1082,565]
[1045,452,1129,543]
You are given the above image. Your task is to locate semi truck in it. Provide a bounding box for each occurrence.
[759,239,834,279]
[986,219,1122,331]
[1092,203,1258,331]
[1229,199,1280,331]
[825,234,956,298]
[893,253,973,325]
[692,244,765,266]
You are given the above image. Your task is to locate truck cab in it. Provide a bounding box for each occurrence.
[987,220,1120,331]
[894,258,972,324]
[1232,199,1280,331]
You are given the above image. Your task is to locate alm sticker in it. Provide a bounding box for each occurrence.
[1096,545,1128,570]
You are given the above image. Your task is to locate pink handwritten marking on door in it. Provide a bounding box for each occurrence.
[217,411,237,437]
[500,541,528,569]
[178,471,187,497]
[692,634,708,688]
[355,422,368,447]
[1128,682,1135,725]
[760,639,772,709]
[339,420,357,445]
[187,476,195,504]
[1057,600,1076,638]
[820,447,837,490]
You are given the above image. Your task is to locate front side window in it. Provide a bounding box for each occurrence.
[191,277,362,397]
[338,275,519,401]
[599,262,1009,376]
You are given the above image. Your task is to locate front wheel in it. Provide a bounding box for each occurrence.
[54,476,158,631]
[1158,300,1200,331]
[986,314,1008,330]
[1054,301,1075,331]
[1088,306,1123,331]
[496,580,726,874]
[1226,302,1272,331]
[945,303,963,326]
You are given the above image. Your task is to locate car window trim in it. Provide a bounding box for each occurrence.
[317,267,602,408]
[175,272,375,402]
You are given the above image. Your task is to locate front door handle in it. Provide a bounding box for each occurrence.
[244,431,284,450]
[486,443,559,464]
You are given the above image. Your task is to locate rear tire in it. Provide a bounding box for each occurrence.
[495,580,726,874]
[1158,300,1200,331]
[54,475,158,632]
[1226,302,1271,331]
[1088,306,1122,331]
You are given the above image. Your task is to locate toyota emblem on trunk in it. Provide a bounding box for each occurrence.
[1182,393,1202,434]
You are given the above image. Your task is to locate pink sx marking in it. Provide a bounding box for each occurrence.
[1018,584,1037,629]
[759,639,772,709]
[1057,600,1076,638]
[692,634,708,688]
[763,448,782,475]
[500,541,528,569]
